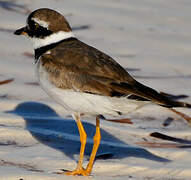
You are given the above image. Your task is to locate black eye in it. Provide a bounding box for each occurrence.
[28,20,39,30]
[34,22,39,29]
[27,19,53,38]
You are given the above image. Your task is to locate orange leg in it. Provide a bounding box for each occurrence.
[57,113,88,176]
[86,116,101,174]
[57,115,101,176]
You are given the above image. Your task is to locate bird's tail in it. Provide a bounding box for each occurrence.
[130,81,191,109]
[132,81,191,109]
[167,100,191,109]
[111,80,191,109]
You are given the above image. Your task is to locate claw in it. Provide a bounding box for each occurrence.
[56,167,90,176]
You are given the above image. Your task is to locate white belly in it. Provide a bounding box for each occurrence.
[36,61,148,116]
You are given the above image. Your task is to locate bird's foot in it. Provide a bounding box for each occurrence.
[56,167,90,176]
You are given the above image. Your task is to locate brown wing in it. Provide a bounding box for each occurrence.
[40,38,135,96]
[40,38,189,108]
[40,53,125,96]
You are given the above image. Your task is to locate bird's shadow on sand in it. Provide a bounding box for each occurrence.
[6,101,170,163]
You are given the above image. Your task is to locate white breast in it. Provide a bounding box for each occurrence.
[36,60,148,116]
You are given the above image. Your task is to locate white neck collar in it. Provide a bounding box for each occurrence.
[31,31,75,49]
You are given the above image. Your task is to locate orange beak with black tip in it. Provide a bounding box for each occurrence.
[14,26,28,36]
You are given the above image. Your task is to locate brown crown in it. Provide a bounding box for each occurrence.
[28,8,72,32]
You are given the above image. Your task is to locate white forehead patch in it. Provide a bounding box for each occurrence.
[30,31,75,49]
[32,17,49,28]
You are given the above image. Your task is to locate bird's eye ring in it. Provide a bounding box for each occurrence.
[34,22,39,29]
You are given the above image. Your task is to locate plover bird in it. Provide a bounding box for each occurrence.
[14,8,191,176]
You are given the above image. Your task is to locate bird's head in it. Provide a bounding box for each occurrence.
[14,8,75,49]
